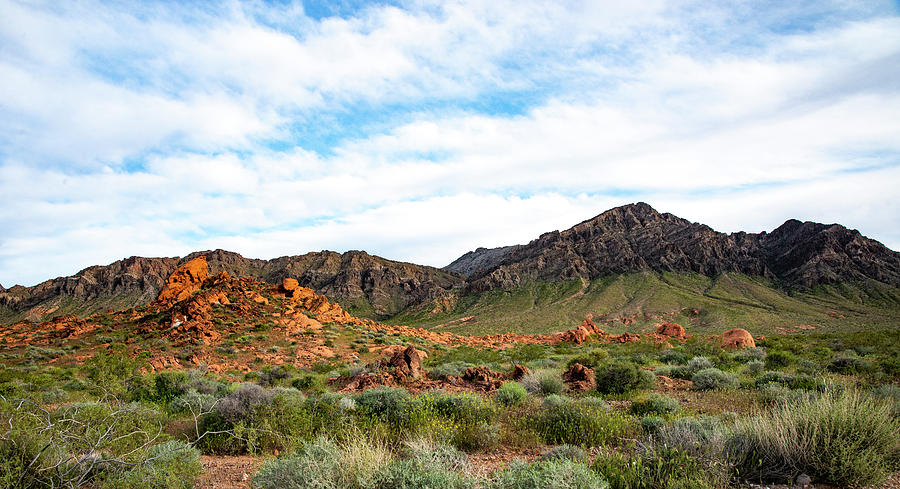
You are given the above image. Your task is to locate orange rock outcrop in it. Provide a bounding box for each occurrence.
[155,257,209,304]
[721,328,755,349]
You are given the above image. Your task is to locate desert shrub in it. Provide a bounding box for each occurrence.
[428,361,475,379]
[291,373,327,394]
[734,347,766,363]
[102,440,202,489]
[828,355,872,374]
[542,394,569,408]
[654,365,692,380]
[744,359,765,375]
[533,399,633,446]
[728,390,900,487]
[491,459,608,489]
[521,371,564,395]
[539,444,588,462]
[373,459,473,489]
[373,441,472,489]
[258,365,291,387]
[688,356,713,371]
[629,394,679,416]
[408,392,499,451]
[355,386,411,423]
[415,391,496,426]
[149,370,191,403]
[253,437,343,489]
[640,416,665,434]
[872,384,900,417]
[658,349,690,365]
[170,390,217,415]
[593,448,714,489]
[765,350,795,369]
[568,349,610,369]
[595,362,654,395]
[216,383,274,424]
[692,368,737,391]
[495,382,528,407]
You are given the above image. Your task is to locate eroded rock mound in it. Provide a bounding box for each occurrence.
[656,322,686,340]
[386,345,427,381]
[510,363,530,380]
[555,317,606,345]
[156,257,209,304]
[562,363,595,392]
[721,328,755,349]
[461,366,505,391]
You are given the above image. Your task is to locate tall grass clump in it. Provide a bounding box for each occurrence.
[491,459,608,489]
[253,436,390,489]
[533,398,634,447]
[495,382,528,407]
[728,389,900,487]
[595,362,654,395]
[593,448,714,489]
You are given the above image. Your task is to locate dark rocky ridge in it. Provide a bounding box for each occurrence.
[457,203,900,291]
[445,245,520,276]
[0,250,463,323]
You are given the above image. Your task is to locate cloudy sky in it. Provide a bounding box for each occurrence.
[1,0,899,287]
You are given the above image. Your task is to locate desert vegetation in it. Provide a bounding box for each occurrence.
[2,327,899,489]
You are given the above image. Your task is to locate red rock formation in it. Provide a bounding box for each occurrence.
[387,345,426,381]
[656,322,686,340]
[155,257,209,305]
[721,328,755,349]
[510,363,530,380]
[461,366,505,391]
[562,363,595,392]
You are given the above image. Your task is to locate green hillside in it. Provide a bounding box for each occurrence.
[389,272,900,336]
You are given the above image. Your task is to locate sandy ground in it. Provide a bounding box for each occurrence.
[195,456,263,489]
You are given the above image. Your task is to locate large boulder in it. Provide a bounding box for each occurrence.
[721,328,755,349]
[461,366,505,391]
[562,362,595,392]
[656,322,686,339]
[510,363,530,381]
[386,345,426,380]
[156,257,209,304]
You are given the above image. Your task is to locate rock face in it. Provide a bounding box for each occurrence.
[155,257,209,305]
[721,328,756,349]
[1,249,463,325]
[386,345,427,380]
[454,203,900,291]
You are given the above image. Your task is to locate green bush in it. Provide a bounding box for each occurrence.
[765,350,794,369]
[495,382,528,407]
[491,459,608,489]
[692,368,737,391]
[728,390,900,487]
[567,349,610,369]
[595,362,654,395]
[374,441,472,489]
[521,371,565,395]
[687,356,713,371]
[355,387,411,423]
[640,416,665,434]
[102,440,202,489]
[828,355,872,374]
[539,444,588,462]
[593,448,714,489]
[253,437,344,489]
[533,399,633,446]
[628,394,679,416]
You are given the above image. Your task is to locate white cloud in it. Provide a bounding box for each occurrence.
[1,0,899,287]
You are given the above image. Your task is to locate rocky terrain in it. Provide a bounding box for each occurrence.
[3,203,899,326]
[1,249,462,324]
[456,202,900,291]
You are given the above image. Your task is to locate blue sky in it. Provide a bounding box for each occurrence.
[1,0,899,287]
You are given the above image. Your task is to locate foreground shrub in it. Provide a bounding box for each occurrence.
[629,394,679,416]
[253,436,389,489]
[495,382,528,407]
[216,383,274,424]
[595,362,654,395]
[492,459,608,489]
[521,371,564,395]
[533,399,633,446]
[539,444,588,462]
[355,387,411,423]
[728,390,900,487]
[691,368,737,391]
[828,355,872,374]
[374,441,473,489]
[593,448,714,489]
[102,440,202,489]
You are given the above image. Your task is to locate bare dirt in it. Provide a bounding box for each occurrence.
[195,456,263,489]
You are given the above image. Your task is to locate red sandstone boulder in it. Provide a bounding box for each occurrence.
[656,322,686,340]
[562,362,595,392]
[721,328,755,349]
[510,363,530,380]
[156,257,209,304]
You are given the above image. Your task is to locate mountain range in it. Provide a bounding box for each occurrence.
[3,203,899,332]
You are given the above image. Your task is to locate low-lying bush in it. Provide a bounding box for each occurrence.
[532,398,634,446]
[692,368,737,391]
[102,440,202,489]
[495,382,528,407]
[728,389,900,487]
[595,362,654,395]
[628,394,678,416]
[521,371,564,395]
[593,448,714,489]
[491,459,608,489]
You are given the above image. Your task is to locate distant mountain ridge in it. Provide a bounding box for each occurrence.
[448,202,900,291]
[2,203,898,325]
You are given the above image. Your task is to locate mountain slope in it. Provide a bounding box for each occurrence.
[0,250,463,325]
[454,203,900,292]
